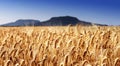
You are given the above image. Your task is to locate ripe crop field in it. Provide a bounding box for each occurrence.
[0,26,120,66]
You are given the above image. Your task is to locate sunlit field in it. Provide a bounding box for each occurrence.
[0,25,120,66]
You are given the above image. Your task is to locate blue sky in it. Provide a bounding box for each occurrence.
[0,0,120,25]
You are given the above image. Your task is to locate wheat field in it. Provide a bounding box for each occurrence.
[0,25,120,66]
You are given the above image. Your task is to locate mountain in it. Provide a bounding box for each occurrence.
[0,16,107,26]
[41,16,93,26]
[1,19,41,26]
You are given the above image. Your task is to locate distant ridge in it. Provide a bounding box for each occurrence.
[1,16,107,26]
